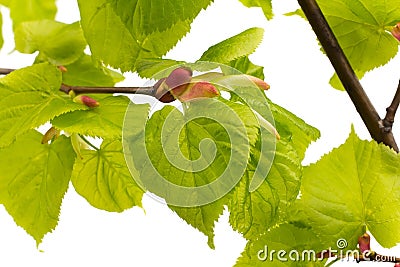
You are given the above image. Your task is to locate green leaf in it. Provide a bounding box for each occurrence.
[238,0,273,20]
[125,98,260,247]
[200,28,264,63]
[229,137,302,240]
[110,0,212,36]
[9,0,56,26]
[0,130,75,245]
[0,63,87,148]
[78,0,197,72]
[62,54,124,86]
[0,0,10,6]
[235,224,326,266]
[298,128,400,249]
[52,95,130,139]
[14,20,86,65]
[291,0,400,89]
[0,12,3,50]
[225,56,265,80]
[71,139,144,212]
[136,58,184,78]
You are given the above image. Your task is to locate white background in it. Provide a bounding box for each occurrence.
[0,0,399,266]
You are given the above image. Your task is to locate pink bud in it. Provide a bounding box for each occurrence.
[245,75,270,90]
[58,66,68,73]
[176,81,219,102]
[358,233,371,253]
[391,23,400,42]
[73,95,100,108]
[394,263,400,267]
[154,78,175,103]
[164,67,193,97]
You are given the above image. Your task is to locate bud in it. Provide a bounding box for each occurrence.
[394,263,400,267]
[165,67,193,91]
[41,127,60,144]
[245,75,270,90]
[358,233,371,253]
[391,23,400,42]
[73,95,100,108]
[154,77,175,103]
[58,65,68,73]
[176,81,220,102]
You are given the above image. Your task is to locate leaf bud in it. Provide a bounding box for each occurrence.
[73,95,100,108]
[391,22,400,42]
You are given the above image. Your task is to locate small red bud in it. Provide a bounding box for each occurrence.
[73,95,100,108]
[358,233,371,253]
[165,67,193,89]
[58,66,68,73]
[245,75,270,90]
[391,23,400,42]
[394,263,400,267]
[177,81,219,102]
[154,77,175,103]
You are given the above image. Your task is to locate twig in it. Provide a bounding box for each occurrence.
[381,81,400,133]
[0,68,15,75]
[298,0,399,152]
[59,84,155,96]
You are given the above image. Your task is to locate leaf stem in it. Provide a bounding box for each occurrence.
[297,0,399,152]
[60,84,155,96]
[79,135,99,151]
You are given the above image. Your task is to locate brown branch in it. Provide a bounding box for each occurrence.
[0,68,15,75]
[59,84,155,96]
[298,0,399,152]
[381,80,400,133]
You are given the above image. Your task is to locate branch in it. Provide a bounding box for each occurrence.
[382,80,400,133]
[298,0,399,152]
[1,67,157,97]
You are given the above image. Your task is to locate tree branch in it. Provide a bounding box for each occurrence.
[298,0,399,152]
[382,80,400,133]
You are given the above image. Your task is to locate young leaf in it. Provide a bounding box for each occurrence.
[62,54,124,86]
[199,28,264,63]
[9,0,56,26]
[290,0,400,89]
[0,63,87,148]
[71,139,144,212]
[0,130,75,245]
[110,0,212,36]
[78,0,197,72]
[229,137,302,240]
[238,0,273,20]
[225,56,265,80]
[0,12,3,50]
[52,95,130,139]
[14,20,86,65]
[235,224,326,266]
[298,128,400,249]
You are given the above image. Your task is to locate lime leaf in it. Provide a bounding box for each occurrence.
[235,224,326,266]
[238,0,273,20]
[225,56,265,79]
[0,130,75,245]
[291,0,400,89]
[0,63,87,148]
[0,12,3,50]
[71,139,144,212]
[298,127,400,249]
[136,58,184,78]
[62,54,124,86]
[269,101,320,160]
[0,0,10,6]
[110,0,212,36]
[52,95,129,139]
[78,0,196,72]
[229,137,302,240]
[14,20,86,65]
[125,98,260,247]
[200,28,264,63]
[9,0,56,26]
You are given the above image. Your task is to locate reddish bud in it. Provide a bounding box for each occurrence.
[394,263,400,267]
[358,233,371,253]
[391,23,400,42]
[58,66,68,73]
[73,95,100,108]
[245,75,270,90]
[165,67,193,89]
[154,77,176,103]
[41,127,60,144]
[177,81,220,102]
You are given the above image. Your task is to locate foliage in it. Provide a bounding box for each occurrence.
[0,0,399,266]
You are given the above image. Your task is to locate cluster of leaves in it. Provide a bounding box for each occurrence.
[0,0,399,267]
